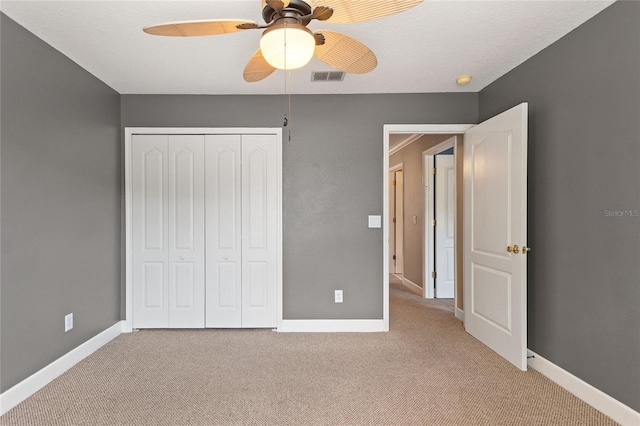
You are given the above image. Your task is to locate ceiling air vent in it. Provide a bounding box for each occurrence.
[311,71,346,82]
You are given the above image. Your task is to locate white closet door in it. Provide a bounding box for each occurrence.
[132,135,169,328]
[132,134,205,328]
[168,135,205,328]
[242,134,278,328]
[205,135,242,327]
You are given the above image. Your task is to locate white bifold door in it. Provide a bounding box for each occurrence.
[132,135,205,328]
[205,134,278,328]
[131,133,278,329]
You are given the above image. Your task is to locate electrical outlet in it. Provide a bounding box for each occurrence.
[65,313,73,332]
[335,290,343,304]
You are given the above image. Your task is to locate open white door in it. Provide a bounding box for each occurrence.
[389,171,396,273]
[423,155,435,298]
[395,170,404,274]
[435,154,455,298]
[464,103,528,370]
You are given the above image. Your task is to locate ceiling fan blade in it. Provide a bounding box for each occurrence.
[314,31,377,74]
[263,0,291,12]
[143,19,257,37]
[310,6,334,21]
[266,0,291,10]
[244,49,277,82]
[310,0,422,24]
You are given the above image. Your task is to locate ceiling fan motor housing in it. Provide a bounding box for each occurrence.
[262,0,313,25]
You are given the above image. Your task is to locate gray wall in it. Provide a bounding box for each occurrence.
[479,1,640,411]
[389,134,453,288]
[121,94,478,319]
[0,14,122,392]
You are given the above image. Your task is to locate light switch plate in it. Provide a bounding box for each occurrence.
[368,215,382,228]
[65,313,73,332]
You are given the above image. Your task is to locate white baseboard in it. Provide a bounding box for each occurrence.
[278,319,385,332]
[401,277,424,296]
[527,350,640,426]
[0,321,124,416]
[455,307,464,321]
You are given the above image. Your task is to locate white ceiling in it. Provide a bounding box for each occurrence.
[0,0,614,95]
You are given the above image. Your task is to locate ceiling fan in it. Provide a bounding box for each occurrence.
[144,0,423,82]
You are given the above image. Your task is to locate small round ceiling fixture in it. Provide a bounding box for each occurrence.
[456,75,473,86]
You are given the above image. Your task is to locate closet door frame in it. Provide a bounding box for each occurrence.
[124,127,283,332]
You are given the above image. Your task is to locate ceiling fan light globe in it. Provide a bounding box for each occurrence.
[260,26,315,70]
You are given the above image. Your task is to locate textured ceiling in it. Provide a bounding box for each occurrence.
[0,1,614,95]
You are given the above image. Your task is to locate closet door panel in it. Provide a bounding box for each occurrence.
[168,135,205,328]
[173,263,195,307]
[242,134,278,328]
[132,135,169,328]
[143,262,165,309]
[205,135,242,328]
[246,262,267,307]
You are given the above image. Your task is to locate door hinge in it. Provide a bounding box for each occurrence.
[392,180,396,186]
[432,219,437,227]
[393,255,396,260]
[432,167,437,175]
[432,271,437,279]
[393,217,396,223]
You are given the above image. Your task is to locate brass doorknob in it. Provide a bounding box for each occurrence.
[522,246,531,254]
[507,245,520,254]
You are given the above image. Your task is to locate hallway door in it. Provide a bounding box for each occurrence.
[435,154,455,298]
[394,169,404,274]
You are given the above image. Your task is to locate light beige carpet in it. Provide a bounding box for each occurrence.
[2,283,617,425]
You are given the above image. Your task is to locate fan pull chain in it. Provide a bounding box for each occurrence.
[283,66,288,129]
[283,25,288,128]
[282,23,292,141]
[287,71,292,141]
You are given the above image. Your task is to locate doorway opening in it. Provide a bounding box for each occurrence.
[384,104,528,369]
[383,125,473,331]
